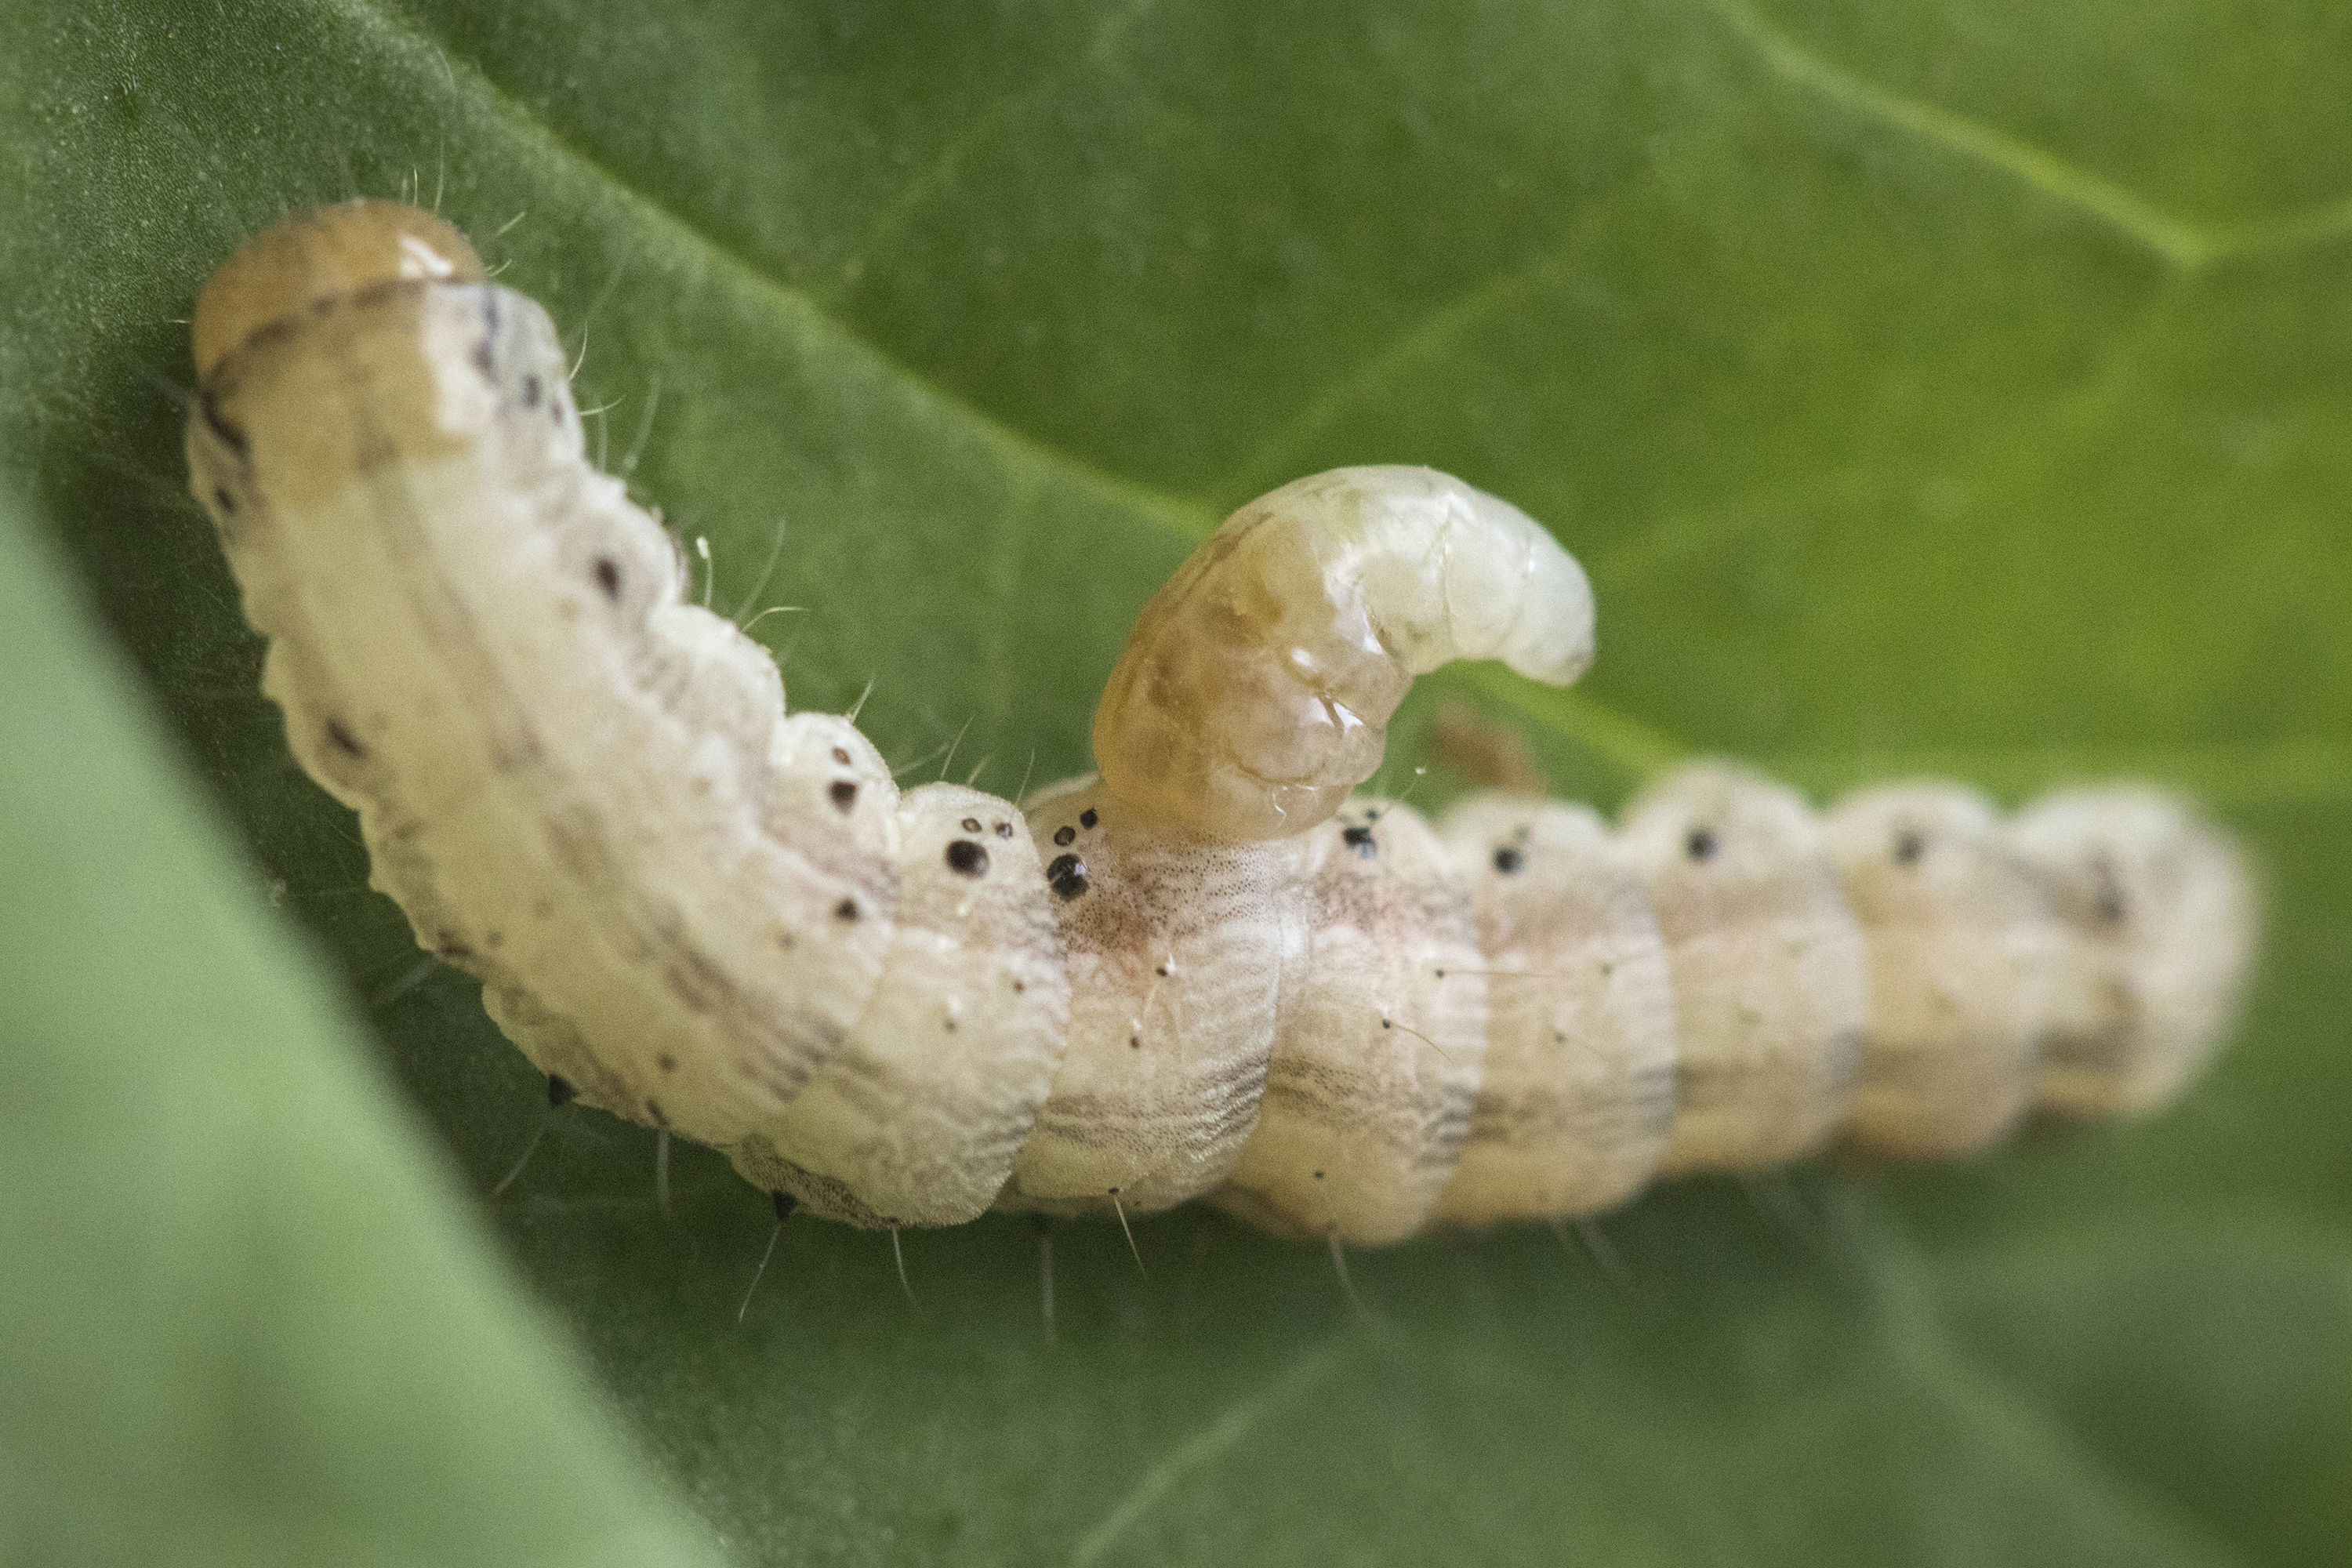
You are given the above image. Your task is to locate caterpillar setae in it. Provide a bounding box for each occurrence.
[186,201,2259,1246]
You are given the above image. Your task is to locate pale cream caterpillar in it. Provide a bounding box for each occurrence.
[186,201,2259,1247]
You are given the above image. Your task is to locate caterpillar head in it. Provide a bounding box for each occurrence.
[192,198,485,382]
[1091,466,1594,844]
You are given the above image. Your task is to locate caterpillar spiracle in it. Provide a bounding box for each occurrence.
[186,201,2259,1247]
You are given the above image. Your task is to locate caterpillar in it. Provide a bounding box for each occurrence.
[186,200,2259,1247]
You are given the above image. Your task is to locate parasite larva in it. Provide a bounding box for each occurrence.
[187,201,2259,1245]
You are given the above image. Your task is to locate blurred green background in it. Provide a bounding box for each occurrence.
[3,2,2347,1564]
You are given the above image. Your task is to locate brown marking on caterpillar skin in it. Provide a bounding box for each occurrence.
[999,775,1301,1219]
[192,198,485,381]
[198,396,249,459]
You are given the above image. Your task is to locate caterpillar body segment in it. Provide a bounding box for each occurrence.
[191,248,891,1149]
[731,782,1069,1229]
[1821,783,2058,1160]
[1212,800,1490,1246]
[1428,795,1677,1229]
[1617,764,1868,1176]
[998,774,1305,1220]
[2010,788,2260,1120]
[188,202,2259,1245]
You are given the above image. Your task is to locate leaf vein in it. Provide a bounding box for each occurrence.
[1211,241,1579,505]
[1858,1214,2252,1568]
[817,0,1164,308]
[350,0,1216,548]
[1703,0,2352,274]
[1067,1334,1356,1567]
[1701,0,2214,270]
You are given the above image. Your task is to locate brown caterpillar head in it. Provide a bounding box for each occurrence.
[1091,466,1594,844]
[192,198,485,382]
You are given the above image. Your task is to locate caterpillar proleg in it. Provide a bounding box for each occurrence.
[187,201,2259,1244]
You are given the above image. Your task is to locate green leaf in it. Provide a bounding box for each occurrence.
[5,2,2347,1564]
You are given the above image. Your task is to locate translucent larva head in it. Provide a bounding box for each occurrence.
[1092,466,1594,842]
[192,199,486,382]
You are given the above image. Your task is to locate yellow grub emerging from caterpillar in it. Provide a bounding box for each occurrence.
[1091,466,1595,843]
[187,202,2259,1246]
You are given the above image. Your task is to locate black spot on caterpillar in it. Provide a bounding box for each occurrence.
[187,201,2259,1243]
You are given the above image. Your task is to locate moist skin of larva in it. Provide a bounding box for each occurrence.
[190,200,2260,1245]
